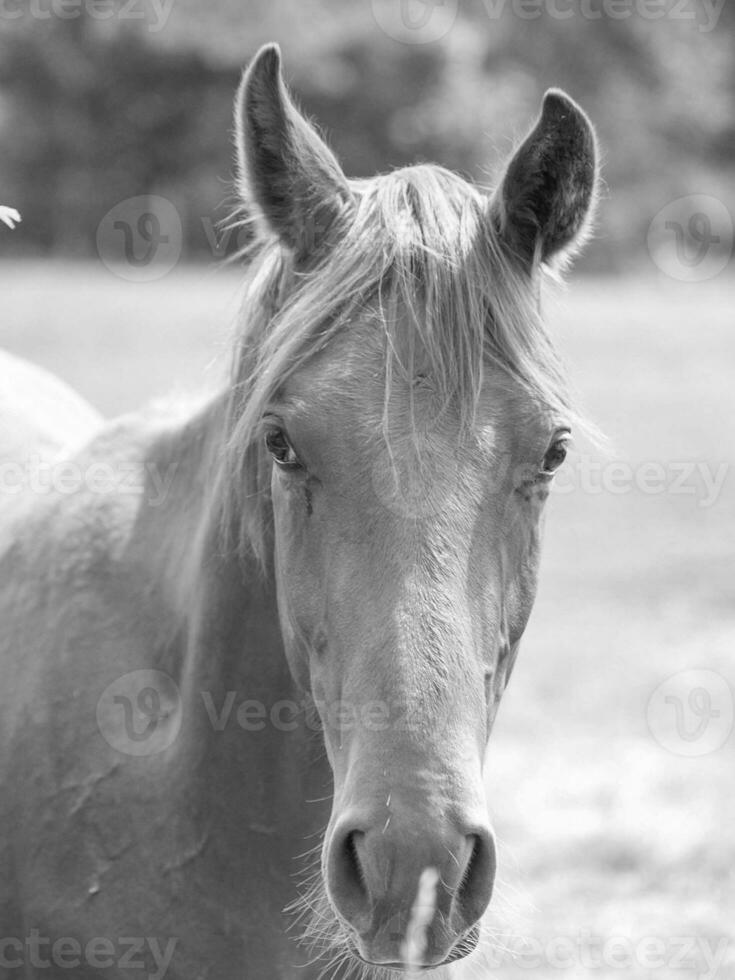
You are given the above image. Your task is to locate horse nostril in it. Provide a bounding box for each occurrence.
[454,830,496,927]
[343,830,366,894]
[456,835,481,904]
[328,827,371,929]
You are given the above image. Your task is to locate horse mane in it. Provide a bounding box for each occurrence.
[220,163,588,565]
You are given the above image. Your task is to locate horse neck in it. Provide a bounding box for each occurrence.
[137,392,280,674]
[138,392,332,834]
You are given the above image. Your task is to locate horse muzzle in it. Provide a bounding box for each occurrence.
[324,802,496,967]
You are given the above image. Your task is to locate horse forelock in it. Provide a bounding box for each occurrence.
[220,163,590,564]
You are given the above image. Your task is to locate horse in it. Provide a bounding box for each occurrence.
[0,43,598,980]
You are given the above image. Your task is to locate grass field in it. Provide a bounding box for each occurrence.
[2,262,734,979]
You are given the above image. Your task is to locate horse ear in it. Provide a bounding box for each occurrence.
[491,89,598,271]
[235,44,352,257]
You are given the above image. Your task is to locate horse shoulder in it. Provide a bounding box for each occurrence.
[0,412,182,713]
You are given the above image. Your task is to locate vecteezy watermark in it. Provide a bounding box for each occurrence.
[371,0,459,43]
[0,455,179,507]
[373,450,730,514]
[0,0,175,33]
[648,195,734,282]
[550,457,730,509]
[647,669,734,757]
[201,691,449,737]
[96,666,735,751]
[0,932,177,979]
[370,0,727,39]
[95,682,451,751]
[200,217,252,259]
[97,195,182,282]
[479,0,726,33]
[96,670,182,756]
[463,931,731,980]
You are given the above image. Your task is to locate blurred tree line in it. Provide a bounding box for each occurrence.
[0,0,732,271]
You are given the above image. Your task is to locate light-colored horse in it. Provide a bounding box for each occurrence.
[0,351,101,459]
[0,44,598,980]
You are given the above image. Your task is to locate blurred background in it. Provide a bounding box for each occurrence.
[1,0,734,270]
[1,1,734,978]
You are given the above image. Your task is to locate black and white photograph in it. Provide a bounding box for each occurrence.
[0,1,733,978]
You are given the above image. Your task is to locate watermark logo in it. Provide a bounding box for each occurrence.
[0,0,175,33]
[479,0,726,33]
[200,690,446,737]
[0,932,177,979]
[647,669,734,757]
[370,449,730,514]
[462,930,730,979]
[647,195,733,282]
[371,0,459,43]
[551,457,729,509]
[0,454,179,507]
[96,195,182,282]
[370,0,727,37]
[96,669,182,756]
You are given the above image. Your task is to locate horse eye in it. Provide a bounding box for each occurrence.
[542,438,569,474]
[264,428,301,468]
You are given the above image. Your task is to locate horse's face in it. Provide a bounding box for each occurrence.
[236,45,597,970]
[267,327,567,961]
